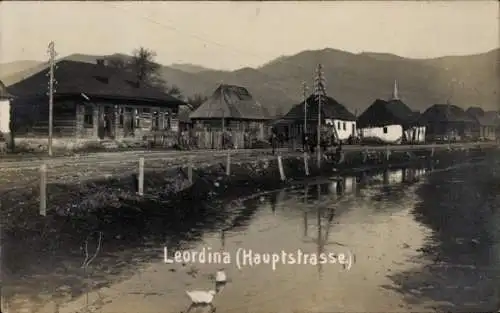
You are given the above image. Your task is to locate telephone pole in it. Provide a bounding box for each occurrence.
[314,64,325,167]
[47,42,56,157]
[302,82,308,136]
[220,81,225,132]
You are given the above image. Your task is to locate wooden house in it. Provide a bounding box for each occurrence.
[276,94,356,143]
[419,103,477,142]
[189,84,271,149]
[7,59,186,144]
[466,107,498,141]
[357,81,424,144]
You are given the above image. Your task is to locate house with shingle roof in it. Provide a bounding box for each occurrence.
[189,84,271,140]
[357,80,425,144]
[277,93,356,143]
[419,102,477,142]
[7,59,186,141]
[466,106,498,141]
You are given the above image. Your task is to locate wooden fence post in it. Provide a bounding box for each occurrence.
[385,146,390,161]
[188,156,193,183]
[277,154,286,181]
[39,163,47,216]
[303,152,309,176]
[226,152,231,176]
[138,157,144,196]
[431,147,435,157]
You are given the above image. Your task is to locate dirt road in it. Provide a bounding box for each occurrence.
[0,143,495,189]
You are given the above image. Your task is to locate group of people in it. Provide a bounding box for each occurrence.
[269,129,344,164]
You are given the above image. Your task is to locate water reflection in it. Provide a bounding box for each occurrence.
[4,157,498,312]
[384,162,500,311]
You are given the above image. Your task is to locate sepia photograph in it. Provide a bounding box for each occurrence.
[0,1,499,312]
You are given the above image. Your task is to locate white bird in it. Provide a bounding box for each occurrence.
[185,290,217,312]
[186,290,216,304]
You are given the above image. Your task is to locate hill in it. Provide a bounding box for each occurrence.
[169,63,211,73]
[0,60,43,79]
[1,48,498,116]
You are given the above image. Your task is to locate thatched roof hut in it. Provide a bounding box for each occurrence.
[357,99,421,129]
[189,84,270,121]
[281,94,356,122]
[466,107,499,126]
[420,104,476,124]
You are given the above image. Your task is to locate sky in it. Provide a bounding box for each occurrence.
[1,1,499,71]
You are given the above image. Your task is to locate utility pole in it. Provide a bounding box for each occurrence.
[314,64,325,167]
[302,82,308,136]
[220,82,225,132]
[47,42,56,157]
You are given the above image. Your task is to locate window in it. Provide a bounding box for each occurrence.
[83,105,93,128]
[383,126,388,134]
[152,111,159,130]
[337,122,341,129]
[343,122,346,131]
[134,109,141,128]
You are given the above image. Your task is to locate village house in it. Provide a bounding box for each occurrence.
[419,102,477,142]
[276,93,357,144]
[0,80,13,149]
[189,84,271,148]
[357,81,425,144]
[466,107,498,141]
[7,59,186,145]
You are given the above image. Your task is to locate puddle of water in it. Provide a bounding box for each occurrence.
[3,157,500,313]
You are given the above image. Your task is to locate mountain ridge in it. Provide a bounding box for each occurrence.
[1,47,498,116]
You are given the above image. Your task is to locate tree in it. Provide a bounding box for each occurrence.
[113,47,182,97]
[129,47,162,87]
[167,85,182,98]
[107,56,128,70]
[187,94,208,110]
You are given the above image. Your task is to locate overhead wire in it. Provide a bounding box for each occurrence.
[102,3,326,101]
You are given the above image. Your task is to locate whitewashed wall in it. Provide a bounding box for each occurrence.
[404,126,426,143]
[325,119,356,141]
[360,124,402,143]
[0,99,10,134]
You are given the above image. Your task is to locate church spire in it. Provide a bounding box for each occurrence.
[391,79,399,100]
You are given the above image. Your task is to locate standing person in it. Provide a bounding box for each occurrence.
[270,131,278,155]
[302,132,309,152]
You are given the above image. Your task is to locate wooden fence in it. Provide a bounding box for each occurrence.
[185,130,256,150]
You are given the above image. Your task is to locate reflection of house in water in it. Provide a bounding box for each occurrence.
[269,189,287,214]
[302,183,347,277]
[328,177,356,195]
[384,169,403,184]
[402,168,427,182]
